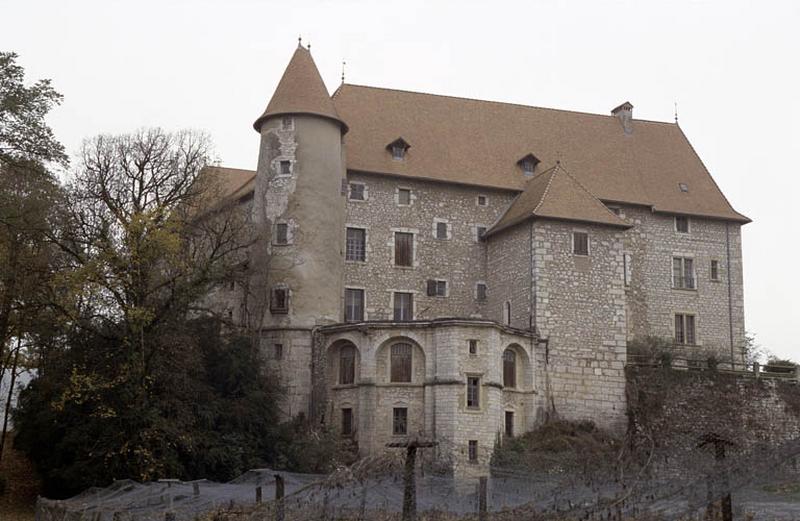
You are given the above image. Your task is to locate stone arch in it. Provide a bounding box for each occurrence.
[503,343,532,390]
[326,338,361,387]
[375,336,426,384]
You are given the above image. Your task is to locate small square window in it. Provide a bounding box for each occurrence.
[435,222,448,240]
[274,223,288,245]
[468,339,478,355]
[675,216,690,233]
[477,195,487,206]
[349,183,365,201]
[710,260,720,281]
[398,188,411,205]
[476,283,487,301]
[282,116,293,130]
[476,226,486,240]
[274,343,283,360]
[393,407,408,435]
[426,279,447,297]
[679,183,689,193]
[279,160,291,175]
[573,232,589,256]
[392,145,406,160]
[468,440,478,462]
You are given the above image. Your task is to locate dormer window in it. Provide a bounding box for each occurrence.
[517,154,540,176]
[387,138,410,161]
[678,183,689,193]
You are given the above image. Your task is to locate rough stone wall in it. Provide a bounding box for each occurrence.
[319,322,539,471]
[620,206,746,364]
[343,172,516,321]
[533,220,628,433]
[486,222,533,328]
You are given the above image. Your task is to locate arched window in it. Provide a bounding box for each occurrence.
[390,343,413,383]
[503,349,516,388]
[339,344,355,385]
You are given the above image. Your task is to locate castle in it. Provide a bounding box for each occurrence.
[209,43,749,470]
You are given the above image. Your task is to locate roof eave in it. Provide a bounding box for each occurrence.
[253,110,349,134]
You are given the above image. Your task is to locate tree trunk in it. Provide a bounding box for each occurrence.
[0,340,21,463]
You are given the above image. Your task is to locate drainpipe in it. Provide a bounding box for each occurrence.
[725,224,735,368]
[529,221,536,332]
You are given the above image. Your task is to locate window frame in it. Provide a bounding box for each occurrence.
[426,279,447,298]
[345,227,367,262]
[476,282,487,301]
[279,160,292,176]
[672,256,696,290]
[503,301,512,326]
[466,375,481,409]
[344,287,365,323]
[572,231,590,256]
[390,343,413,383]
[397,187,412,206]
[674,313,697,346]
[503,349,517,389]
[348,182,367,201]
[433,219,450,241]
[392,291,414,321]
[274,343,283,360]
[393,231,415,267]
[468,440,478,462]
[281,116,294,130]
[505,411,514,438]
[675,216,690,233]
[270,287,289,314]
[468,339,478,355]
[392,407,408,436]
[339,344,356,385]
[341,407,353,436]
[274,222,289,245]
[710,260,720,282]
[477,195,488,206]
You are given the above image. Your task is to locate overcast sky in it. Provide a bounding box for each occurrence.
[3,0,798,361]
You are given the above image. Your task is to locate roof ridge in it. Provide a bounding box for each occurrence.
[339,83,678,126]
[531,166,559,216]
[553,163,628,223]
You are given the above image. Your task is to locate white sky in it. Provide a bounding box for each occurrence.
[3,0,798,361]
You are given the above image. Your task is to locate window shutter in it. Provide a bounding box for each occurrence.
[427,280,436,296]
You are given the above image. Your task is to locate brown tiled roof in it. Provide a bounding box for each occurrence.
[332,84,749,223]
[488,164,631,236]
[200,166,255,201]
[253,46,347,133]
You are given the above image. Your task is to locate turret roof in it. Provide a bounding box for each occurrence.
[253,45,347,132]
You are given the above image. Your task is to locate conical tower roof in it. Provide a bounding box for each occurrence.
[253,45,347,133]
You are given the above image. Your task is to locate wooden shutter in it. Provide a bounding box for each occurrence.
[339,345,355,384]
[391,343,412,382]
[395,232,413,266]
[426,280,436,296]
[503,349,516,388]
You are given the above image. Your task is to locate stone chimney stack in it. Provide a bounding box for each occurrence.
[611,101,634,134]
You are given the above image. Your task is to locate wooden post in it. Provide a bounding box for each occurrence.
[478,476,488,521]
[275,474,285,521]
[402,445,417,521]
[256,486,262,504]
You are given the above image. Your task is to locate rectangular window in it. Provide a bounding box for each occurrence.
[710,260,720,281]
[274,223,288,245]
[466,376,480,409]
[675,216,690,233]
[270,288,288,314]
[672,257,695,289]
[477,195,487,206]
[468,440,478,462]
[282,116,293,130]
[390,343,413,382]
[392,407,408,435]
[339,347,355,385]
[435,221,448,240]
[476,226,487,240]
[345,227,366,262]
[394,232,414,266]
[274,343,283,360]
[426,279,447,297]
[280,160,291,175]
[468,339,478,355]
[675,313,697,345]
[342,408,353,436]
[573,232,589,256]
[344,288,364,322]
[476,283,487,301]
[398,188,411,205]
[505,411,514,437]
[393,292,413,321]
[349,183,365,201]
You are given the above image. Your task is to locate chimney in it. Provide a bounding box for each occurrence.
[611,101,634,134]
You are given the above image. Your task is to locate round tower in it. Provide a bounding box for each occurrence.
[251,44,347,418]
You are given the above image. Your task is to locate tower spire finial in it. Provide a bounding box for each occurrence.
[298,35,302,47]
[674,101,679,124]
[341,60,346,83]
[307,41,311,52]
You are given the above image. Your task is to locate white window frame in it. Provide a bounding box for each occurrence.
[674,312,699,346]
[674,215,691,233]
[348,182,368,202]
[433,218,452,240]
[426,278,448,298]
[473,224,487,242]
[396,187,414,206]
[272,221,293,246]
[671,255,697,290]
[344,286,367,322]
[345,225,368,263]
[276,159,293,177]
[390,228,418,268]
[572,230,590,256]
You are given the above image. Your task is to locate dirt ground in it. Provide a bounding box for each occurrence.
[0,432,39,521]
